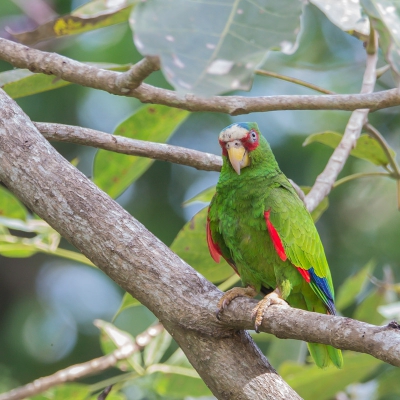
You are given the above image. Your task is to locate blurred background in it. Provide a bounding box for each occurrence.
[1,1,400,399]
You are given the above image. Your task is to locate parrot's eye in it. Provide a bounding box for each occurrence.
[249,131,257,143]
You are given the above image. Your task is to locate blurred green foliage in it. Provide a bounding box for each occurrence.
[1,1,400,399]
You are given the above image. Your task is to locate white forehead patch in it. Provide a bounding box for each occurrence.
[219,125,248,142]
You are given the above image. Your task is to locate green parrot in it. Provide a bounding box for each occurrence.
[207,122,343,369]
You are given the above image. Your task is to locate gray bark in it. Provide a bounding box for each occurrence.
[0,89,301,399]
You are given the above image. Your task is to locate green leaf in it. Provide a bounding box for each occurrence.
[31,383,90,400]
[310,0,369,38]
[143,329,171,367]
[95,319,143,373]
[362,0,400,77]
[279,352,381,400]
[0,243,38,258]
[0,216,60,258]
[183,185,216,207]
[377,367,400,398]
[300,186,329,222]
[131,0,303,96]
[154,372,211,398]
[0,64,130,99]
[0,186,27,219]
[0,216,56,234]
[89,391,127,400]
[335,260,376,311]
[170,208,233,283]
[153,348,212,397]
[113,292,142,321]
[163,348,192,368]
[266,336,303,368]
[93,105,189,198]
[353,288,388,325]
[303,131,396,166]
[11,1,135,45]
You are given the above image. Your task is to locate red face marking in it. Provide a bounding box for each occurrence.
[219,139,228,156]
[219,129,259,156]
[242,129,259,151]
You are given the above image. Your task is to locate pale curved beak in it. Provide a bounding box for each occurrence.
[226,140,250,175]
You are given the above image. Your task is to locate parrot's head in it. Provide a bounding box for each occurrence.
[218,122,262,175]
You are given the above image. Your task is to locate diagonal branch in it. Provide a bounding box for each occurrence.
[34,122,222,172]
[0,323,164,400]
[0,37,400,115]
[304,31,379,212]
[0,88,300,400]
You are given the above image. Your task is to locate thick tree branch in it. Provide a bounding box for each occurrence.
[34,122,222,172]
[0,323,164,400]
[0,37,399,114]
[220,299,400,367]
[1,89,400,400]
[305,32,378,212]
[0,89,300,400]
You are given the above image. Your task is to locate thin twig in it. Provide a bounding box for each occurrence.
[0,37,400,114]
[364,123,400,178]
[304,29,379,212]
[0,323,164,400]
[333,172,391,188]
[255,69,334,95]
[34,122,222,172]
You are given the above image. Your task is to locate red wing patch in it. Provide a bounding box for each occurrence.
[296,267,311,283]
[207,216,221,263]
[264,210,287,261]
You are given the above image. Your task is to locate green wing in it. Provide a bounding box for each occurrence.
[266,177,336,312]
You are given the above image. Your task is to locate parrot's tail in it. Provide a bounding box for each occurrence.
[307,342,343,368]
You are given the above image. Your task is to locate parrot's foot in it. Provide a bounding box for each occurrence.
[216,286,257,320]
[251,288,289,333]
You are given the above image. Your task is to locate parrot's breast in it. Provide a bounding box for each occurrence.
[214,184,285,292]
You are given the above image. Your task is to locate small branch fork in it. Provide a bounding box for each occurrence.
[0,323,164,400]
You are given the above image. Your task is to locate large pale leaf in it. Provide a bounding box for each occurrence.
[131,0,303,96]
[311,0,370,38]
[170,208,233,283]
[280,352,381,400]
[362,0,400,77]
[335,260,375,311]
[93,105,188,198]
[12,0,135,45]
[303,131,396,166]
[0,64,129,99]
